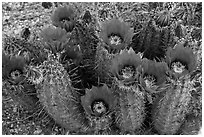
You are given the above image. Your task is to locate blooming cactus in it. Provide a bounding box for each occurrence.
[2,2,202,135]
[81,85,117,133]
[166,41,197,78]
[152,75,194,134]
[40,25,83,65]
[151,41,197,135]
[140,58,169,94]
[110,48,145,133]
[99,18,134,53]
[2,52,40,112]
[51,5,76,32]
[40,26,69,54]
[110,47,142,88]
[2,52,26,85]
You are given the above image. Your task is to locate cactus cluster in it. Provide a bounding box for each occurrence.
[2,2,202,135]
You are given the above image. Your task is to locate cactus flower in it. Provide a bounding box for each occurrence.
[166,42,197,78]
[2,52,26,84]
[51,5,75,32]
[40,26,69,53]
[110,48,142,86]
[81,85,117,131]
[99,18,134,53]
[140,58,168,93]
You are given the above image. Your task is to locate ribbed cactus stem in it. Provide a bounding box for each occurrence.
[152,76,193,134]
[135,20,174,60]
[115,85,145,133]
[95,45,113,83]
[37,53,88,131]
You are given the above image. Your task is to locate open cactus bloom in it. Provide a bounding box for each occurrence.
[81,85,116,117]
[140,58,168,93]
[166,42,197,78]
[2,52,26,84]
[51,5,75,32]
[99,18,134,52]
[40,26,70,53]
[110,48,142,85]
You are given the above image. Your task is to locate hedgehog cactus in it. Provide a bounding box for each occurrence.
[35,53,88,132]
[2,52,40,112]
[133,19,174,60]
[139,58,169,104]
[115,86,145,134]
[81,85,117,134]
[110,47,142,88]
[152,75,194,134]
[64,21,99,88]
[2,2,202,135]
[166,41,197,78]
[2,52,26,84]
[110,48,145,133]
[40,26,70,54]
[152,41,197,134]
